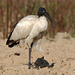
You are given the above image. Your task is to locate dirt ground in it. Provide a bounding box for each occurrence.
[0,32,75,75]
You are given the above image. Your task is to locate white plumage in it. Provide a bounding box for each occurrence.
[10,15,48,51]
[6,7,54,69]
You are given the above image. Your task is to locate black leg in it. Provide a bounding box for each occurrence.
[28,42,34,69]
[28,48,32,69]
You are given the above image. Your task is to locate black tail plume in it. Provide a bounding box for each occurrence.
[6,39,20,48]
[8,41,20,48]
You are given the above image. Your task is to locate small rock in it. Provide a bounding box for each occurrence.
[14,53,20,56]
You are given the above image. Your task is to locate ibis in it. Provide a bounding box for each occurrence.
[6,7,54,69]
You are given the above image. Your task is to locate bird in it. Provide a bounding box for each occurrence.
[6,7,54,69]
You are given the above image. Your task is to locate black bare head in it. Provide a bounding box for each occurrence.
[38,7,54,27]
[38,7,46,17]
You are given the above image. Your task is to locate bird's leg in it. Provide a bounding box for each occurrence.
[28,42,34,69]
[28,48,32,69]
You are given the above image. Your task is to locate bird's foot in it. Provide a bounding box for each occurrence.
[28,63,32,69]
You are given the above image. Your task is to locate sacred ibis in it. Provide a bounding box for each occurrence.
[6,7,54,69]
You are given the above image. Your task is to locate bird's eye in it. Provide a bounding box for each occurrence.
[41,9,45,13]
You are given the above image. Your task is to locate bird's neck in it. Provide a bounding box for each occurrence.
[39,16,48,26]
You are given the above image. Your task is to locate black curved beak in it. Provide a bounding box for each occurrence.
[45,12,54,27]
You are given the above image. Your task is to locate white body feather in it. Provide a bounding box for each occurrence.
[10,15,48,51]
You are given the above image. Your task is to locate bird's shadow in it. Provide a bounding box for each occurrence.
[24,56,55,69]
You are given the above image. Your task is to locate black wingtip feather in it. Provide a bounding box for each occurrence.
[6,40,13,45]
[6,22,19,47]
[6,22,18,45]
[6,31,13,45]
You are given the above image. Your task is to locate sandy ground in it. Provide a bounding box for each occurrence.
[0,32,75,75]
